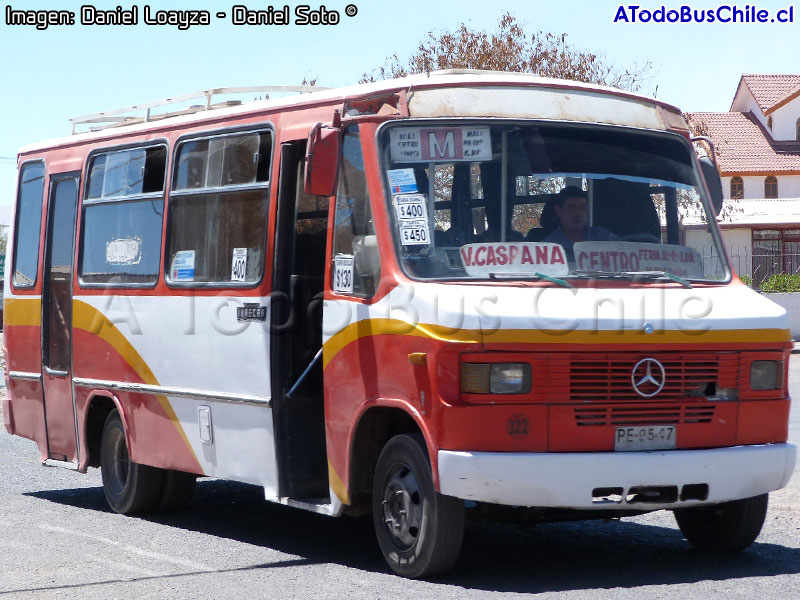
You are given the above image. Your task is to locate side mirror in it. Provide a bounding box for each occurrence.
[305,123,340,196]
[699,155,723,215]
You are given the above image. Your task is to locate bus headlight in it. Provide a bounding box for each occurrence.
[751,360,779,390]
[461,363,531,394]
[490,363,532,394]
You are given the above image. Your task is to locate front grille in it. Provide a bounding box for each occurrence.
[574,404,716,427]
[569,353,726,401]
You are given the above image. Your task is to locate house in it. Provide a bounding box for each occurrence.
[686,75,800,284]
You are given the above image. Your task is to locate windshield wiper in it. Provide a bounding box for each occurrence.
[488,272,574,289]
[572,269,692,288]
[625,271,693,288]
[572,269,624,279]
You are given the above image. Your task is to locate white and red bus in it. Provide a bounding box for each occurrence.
[3,72,796,578]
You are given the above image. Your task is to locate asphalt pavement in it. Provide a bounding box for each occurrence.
[0,344,798,598]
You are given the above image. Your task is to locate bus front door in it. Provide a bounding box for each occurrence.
[271,141,329,500]
[41,173,79,463]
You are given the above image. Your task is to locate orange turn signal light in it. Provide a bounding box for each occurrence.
[460,363,491,393]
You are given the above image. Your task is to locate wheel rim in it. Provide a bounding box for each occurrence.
[106,427,130,496]
[380,462,423,550]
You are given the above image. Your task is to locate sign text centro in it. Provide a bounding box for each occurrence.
[574,241,704,278]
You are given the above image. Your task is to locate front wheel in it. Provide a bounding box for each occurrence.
[100,411,163,515]
[372,434,464,578]
[674,494,768,552]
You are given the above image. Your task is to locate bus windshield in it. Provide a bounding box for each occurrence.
[379,121,729,283]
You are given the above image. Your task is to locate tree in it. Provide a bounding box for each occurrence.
[360,13,653,93]
[361,14,658,235]
[361,14,655,233]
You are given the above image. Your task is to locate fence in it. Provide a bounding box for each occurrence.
[697,245,800,287]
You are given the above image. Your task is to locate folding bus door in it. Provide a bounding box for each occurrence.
[40,172,80,463]
[271,141,329,500]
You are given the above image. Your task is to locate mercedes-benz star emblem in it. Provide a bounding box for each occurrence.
[631,358,666,397]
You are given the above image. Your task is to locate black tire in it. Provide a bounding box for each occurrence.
[100,411,164,515]
[674,494,768,552]
[372,434,464,578]
[157,470,197,512]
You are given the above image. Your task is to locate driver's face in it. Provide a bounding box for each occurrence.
[556,197,588,233]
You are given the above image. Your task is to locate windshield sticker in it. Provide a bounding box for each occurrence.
[574,242,704,278]
[394,194,428,221]
[390,127,492,163]
[460,242,568,277]
[387,168,418,194]
[106,237,142,266]
[334,254,355,293]
[231,247,247,282]
[171,250,195,281]
[399,220,430,246]
[395,194,430,246]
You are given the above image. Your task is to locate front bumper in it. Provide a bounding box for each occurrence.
[438,443,797,510]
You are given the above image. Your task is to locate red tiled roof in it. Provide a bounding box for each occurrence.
[686,111,800,174]
[736,75,800,114]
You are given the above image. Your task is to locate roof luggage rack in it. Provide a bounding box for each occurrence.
[69,85,330,134]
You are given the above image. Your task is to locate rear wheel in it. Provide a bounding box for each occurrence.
[100,411,163,514]
[157,469,197,511]
[372,434,464,578]
[674,494,768,551]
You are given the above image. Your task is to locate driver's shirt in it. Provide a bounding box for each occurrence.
[543,225,617,264]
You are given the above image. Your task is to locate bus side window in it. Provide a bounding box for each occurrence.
[166,130,272,285]
[331,125,379,297]
[80,146,166,285]
[12,162,46,287]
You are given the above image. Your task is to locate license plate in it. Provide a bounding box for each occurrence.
[614,425,676,451]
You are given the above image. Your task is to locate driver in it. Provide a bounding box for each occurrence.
[543,186,616,262]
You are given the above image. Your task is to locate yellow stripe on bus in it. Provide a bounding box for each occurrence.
[3,296,200,467]
[71,300,200,467]
[4,297,42,327]
[322,318,481,369]
[72,300,159,384]
[322,318,791,368]
[328,460,349,505]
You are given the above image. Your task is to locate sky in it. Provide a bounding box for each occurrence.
[1,0,798,211]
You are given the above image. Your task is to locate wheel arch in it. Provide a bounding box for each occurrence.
[346,400,435,515]
[81,392,129,471]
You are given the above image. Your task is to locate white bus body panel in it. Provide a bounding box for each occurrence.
[322,282,789,344]
[75,294,279,497]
